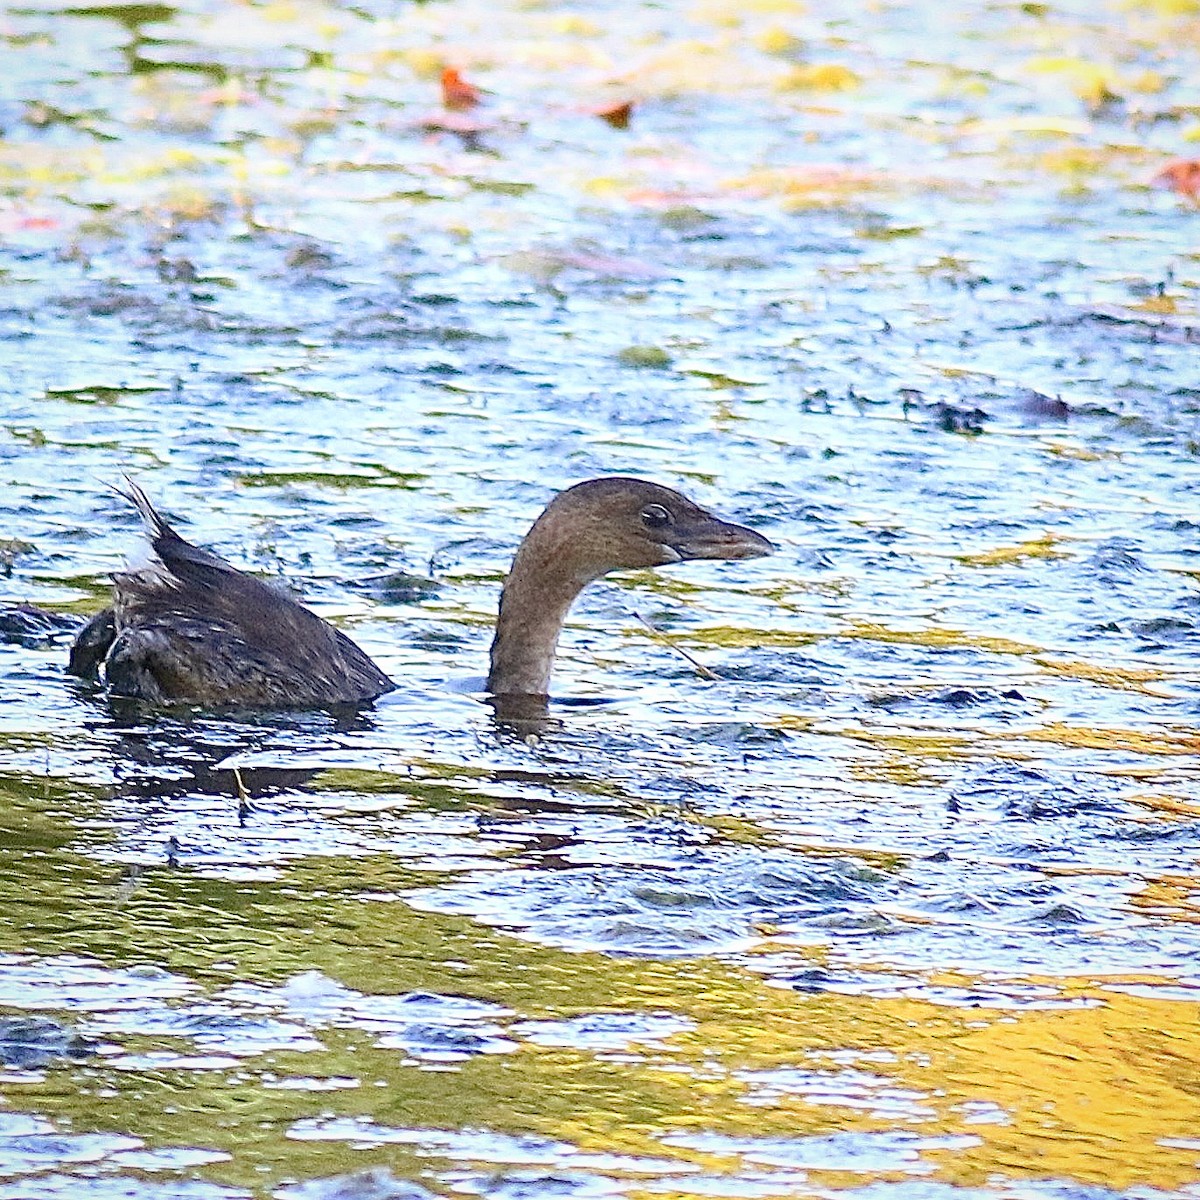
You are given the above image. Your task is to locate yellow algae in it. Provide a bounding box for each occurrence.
[237,468,421,489]
[1129,875,1200,921]
[917,991,1200,1190]
[1098,767,1177,784]
[830,725,981,761]
[616,569,793,600]
[1131,68,1167,92]
[5,831,1200,1192]
[0,143,106,185]
[1125,0,1200,12]
[755,25,804,56]
[692,813,785,847]
[764,578,852,600]
[1024,55,1123,104]
[1131,293,1183,315]
[1041,441,1119,461]
[153,184,225,222]
[1007,721,1200,755]
[628,39,771,98]
[550,13,603,36]
[259,0,299,21]
[727,165,888,204]
[669,985,1200,1191]
[400,47,445,78]
[955,533,1070,568]
[959,115,1093,138]
[1037,145,1113,177]
[681,624,819,649]
[492,37,614,71]
[844,621,1039,657]
[777,62,861,92]
[580,173,645,201]
[1124,792,1200,818]
[1033,658,1173,694]
[767,712,817,732]
[916,256,976,281]
[692,0,806,26]
[833,627,1174,698]
[849,755,957,785]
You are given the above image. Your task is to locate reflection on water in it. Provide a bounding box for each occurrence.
[2,0,1200,1195]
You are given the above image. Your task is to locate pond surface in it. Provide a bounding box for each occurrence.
[2,0,1200,1196]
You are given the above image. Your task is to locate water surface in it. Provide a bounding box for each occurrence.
[2,0,1200,1196]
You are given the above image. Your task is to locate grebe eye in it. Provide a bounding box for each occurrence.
[640,504,673,529]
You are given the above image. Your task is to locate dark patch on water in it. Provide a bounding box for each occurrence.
[0,1016,96,1067]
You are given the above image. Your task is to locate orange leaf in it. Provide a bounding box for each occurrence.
[441,66,481,112]
[594,100,633,130]
[1152,159,1200,202]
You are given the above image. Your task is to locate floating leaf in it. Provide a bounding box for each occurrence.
[441,66,482,111]
[593,100,634,129]
[1152,159,1200,202]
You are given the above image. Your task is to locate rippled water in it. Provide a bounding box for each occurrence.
[2,0,1200,1195]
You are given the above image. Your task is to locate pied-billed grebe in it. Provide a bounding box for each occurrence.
[68,477,774,708]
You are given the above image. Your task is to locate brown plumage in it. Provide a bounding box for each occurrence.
[69,477,773,708]
[69,481,392,707]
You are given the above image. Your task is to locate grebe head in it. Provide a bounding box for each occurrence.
[519,477,774,586]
